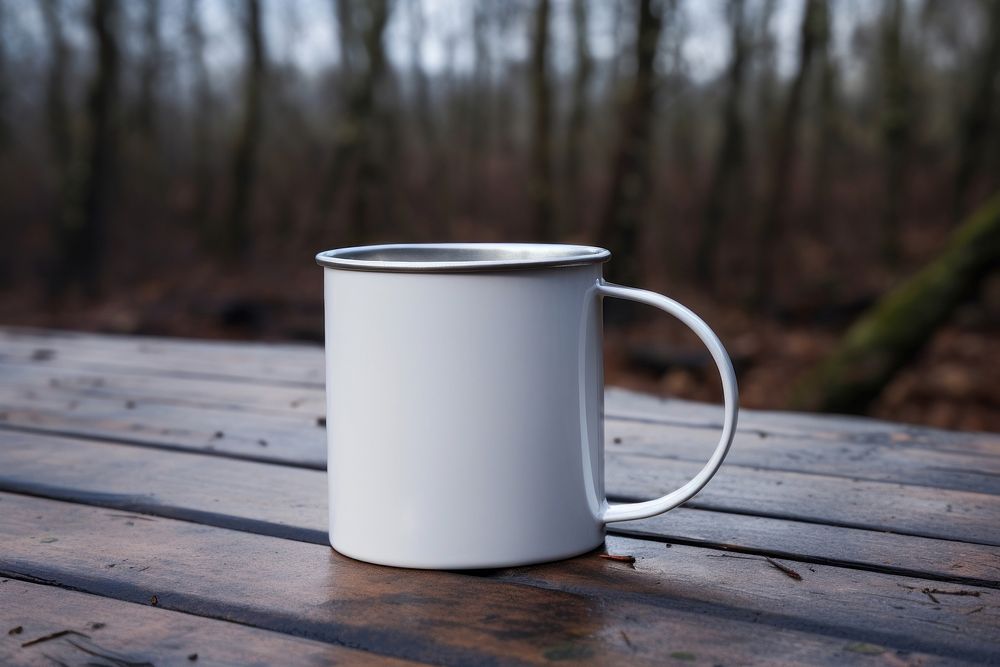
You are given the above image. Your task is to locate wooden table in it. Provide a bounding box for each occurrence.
[0,327,997,666]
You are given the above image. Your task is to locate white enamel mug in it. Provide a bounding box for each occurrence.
[316,243,738,569]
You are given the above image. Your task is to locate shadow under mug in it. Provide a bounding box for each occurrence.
[316,243,738,569]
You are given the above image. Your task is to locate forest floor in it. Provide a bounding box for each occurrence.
[2,262,998,433]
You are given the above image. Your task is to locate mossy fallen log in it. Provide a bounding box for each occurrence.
[792,191,1000,414]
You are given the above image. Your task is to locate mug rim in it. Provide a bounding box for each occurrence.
[315,243,611,273]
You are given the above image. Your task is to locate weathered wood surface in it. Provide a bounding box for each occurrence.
[3,361,999,493]
[0,493,991,665]
[1,385,996,546]
[4,326,996,446]
[0,579,419,666]
[0,327,998,665]
[1,430,997,589]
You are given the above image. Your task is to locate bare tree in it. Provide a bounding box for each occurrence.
[529,0,554,240]
[407,0,432,144]
[808,1,838,231]
[184,0,214,235]
[878,0,910,266]
[222,0,266,259]
[39,1,71,170]
[335,0,358,77]
[597,0,666,288]
[752,0,826,307]
[459,1,491,220]
[564,0,592,237]
[54,0,120,295]
[696,0,749,287]
[471,0,491,155]
[315,0,392,241]
[751,0,778,151]
[40,0,73,291]
[314,0,360,223]
[349,0,393,241]
[134,0,161,139]
[488,4,522,155]
[953,0,1000,220]
[0,1,9,151]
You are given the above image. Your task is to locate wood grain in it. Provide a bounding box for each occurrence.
[4,361,1000,495]
[606,387,1000,455]
[4,326,997,454]
[0,328,324,387]
[1,388,996,546]
[3,328,999,665]
[0,492,991,665]
[0,579,420,666]
[1,431,998,589]
[608,453,1000,546]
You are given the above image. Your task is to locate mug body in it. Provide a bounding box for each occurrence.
[323,258,606,568]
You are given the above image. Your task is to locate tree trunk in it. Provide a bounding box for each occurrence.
[407,0,433,146]
[808,10,838,232]
[135,0,161,140]
[471,1,490,157]
[879,0,910,266]
[406,0,443,238]
[953,0,1000,221]
[349,0,391,241]
[54,0,120,296]
[313,0,359,226]
[463,1,491,220]
[597,0,666,289]
[529,0,554,240]
[184,0,213,237]
[792,191,1000,414]
[0,1,9,151]
[564,0,592,237]
[316,0,391,242]
[695,0,748,287]
[222,0,265,259]
[335,0,357,77]
[40,0,73,293]
[41,0,71,165]
[751,0,778,150]
[492,4,518,155]
[752,0,824,307]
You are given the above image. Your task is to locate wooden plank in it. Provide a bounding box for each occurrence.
[0,431,997,589]
[0,492,992,664]
[1,393,997,546]
[0,579,419,666]
[0,360,327,417]
[608,418,1000,494]
[5,326,998,457]
[0,326,322,361]
[0,391,326,468]
[3,360,1000,495]
[0,328,325,387]
[608,453,1000,546]
[606,388,1000,455]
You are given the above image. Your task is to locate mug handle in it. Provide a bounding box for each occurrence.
[597,282,739,523]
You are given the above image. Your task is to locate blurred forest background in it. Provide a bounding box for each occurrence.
[1,0,999,430]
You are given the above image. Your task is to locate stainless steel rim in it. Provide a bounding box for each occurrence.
[315,243,611,273]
